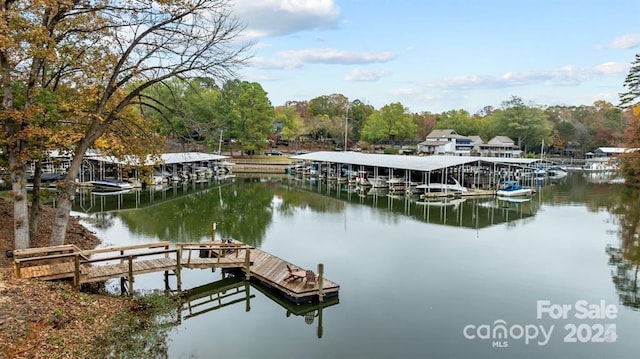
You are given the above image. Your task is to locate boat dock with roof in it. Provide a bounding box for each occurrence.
[290,151,544,195]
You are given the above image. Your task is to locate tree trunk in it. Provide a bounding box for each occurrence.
[9,153,30,249]
[49,146,86,246]
[29,160,42,240]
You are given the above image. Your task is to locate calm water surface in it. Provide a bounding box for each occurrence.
[73,172,640,359]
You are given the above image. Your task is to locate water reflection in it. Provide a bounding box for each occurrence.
[606,186,640,310]
[179,275,253,321]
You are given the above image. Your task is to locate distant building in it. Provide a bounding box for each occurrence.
[590,147,629,158]
[417,129,474,156]
[466,136,485,155]
[417,130,522,157]
[478,136,522,158]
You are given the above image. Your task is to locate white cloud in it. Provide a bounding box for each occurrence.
[344,69,390,81]
[593,61,629,75]
[605,34,640,49]
[233,0,341,38]
[432,63,627,91]
[279,48,396,64]
[250,48,397,70]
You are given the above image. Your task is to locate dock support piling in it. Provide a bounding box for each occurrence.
[244,249,251,280]
[176,248,182,292]
[127,256,134,294]
[318,263,324,303]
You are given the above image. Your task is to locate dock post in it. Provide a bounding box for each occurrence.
[127,256,134,295]
[176,248,182,293]
[73,254,80,288]
[317,263,324,303]
[211,222,216,241]
[244,249,251,280]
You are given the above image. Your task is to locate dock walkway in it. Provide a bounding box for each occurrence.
[12,241,337,304]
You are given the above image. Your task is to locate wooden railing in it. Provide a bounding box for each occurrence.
[12,241,252,291]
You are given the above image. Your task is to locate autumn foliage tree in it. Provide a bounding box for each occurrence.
[1,0,250,248]
[619,53,640,185]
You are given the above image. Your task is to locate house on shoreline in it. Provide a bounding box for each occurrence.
[417,129,522,158]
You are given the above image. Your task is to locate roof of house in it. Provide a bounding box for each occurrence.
[486,136,515,145]
[594,147,628,154]
[467,135,484,144]
[426,129,462,139]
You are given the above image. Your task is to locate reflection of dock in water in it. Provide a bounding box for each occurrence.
[179,276,254,321]
[177,274,340,338]
[252,279,339,338]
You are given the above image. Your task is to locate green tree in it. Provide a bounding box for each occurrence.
[214,80,274,155]
[620,53,640,109]
[491,96,551,152]
[434,109,479,135]
[308,94,349,144]
[360,102,416,145]
[275,105,304,151]
[144,78,222,148]
[346,99,375,145]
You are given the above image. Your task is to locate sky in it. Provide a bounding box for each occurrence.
[231,0,640,114]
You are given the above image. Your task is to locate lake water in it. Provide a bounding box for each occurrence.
[73,172,640,359]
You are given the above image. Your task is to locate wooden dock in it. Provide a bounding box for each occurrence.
[248,248,339,303]
[12,241,338,304]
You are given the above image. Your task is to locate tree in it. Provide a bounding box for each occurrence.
[491,96,551,152]
[143,78,222,149]
[620,53,640,109]
[0,0,108,249]
[434,109,479,135]
[214,80,274,155]
[360,102,416,145]
[44,0,250,245]
[275,105,304,151]
[308,94,348,143]
[619,107,640,185]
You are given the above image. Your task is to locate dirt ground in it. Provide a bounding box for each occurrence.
[0,198,129,359]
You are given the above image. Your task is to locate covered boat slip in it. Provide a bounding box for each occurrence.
[79,151,234,185]
[291,151,542,190]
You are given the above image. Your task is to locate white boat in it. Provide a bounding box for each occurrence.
[546,166,568,180]
[354,171,371,186]
[415,197,466,207]
[369,176,389,188]
[496,180,532,197]
[90,179,135,190]
[387,177,404,186]
[415,176,467,194]
[497,196,531,203]
[581,160,617,172]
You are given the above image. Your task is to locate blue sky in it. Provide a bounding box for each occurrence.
[232,0,640,114]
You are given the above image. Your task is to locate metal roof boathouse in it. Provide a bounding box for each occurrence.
[291,151,542,193]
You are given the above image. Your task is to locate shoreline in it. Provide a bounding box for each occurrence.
[0,198,175,358]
